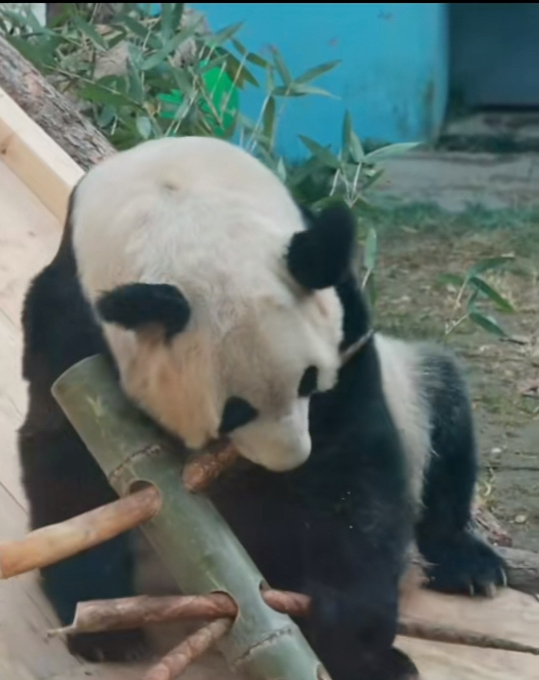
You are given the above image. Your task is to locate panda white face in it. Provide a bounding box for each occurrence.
[72,136,356,472]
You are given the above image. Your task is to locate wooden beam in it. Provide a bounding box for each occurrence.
[0,86,83,221]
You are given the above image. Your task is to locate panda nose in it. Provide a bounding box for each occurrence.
[231,398,312,472]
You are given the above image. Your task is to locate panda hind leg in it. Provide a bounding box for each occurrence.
[414,354,506,598]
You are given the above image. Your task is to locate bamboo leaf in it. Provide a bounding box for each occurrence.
[97,104,116,128]
[437,273,466,287]
[468,256,514,277]
[73,15,107,50]
[469,310,508,337]
[276,157,287,182]
[208,22,244,47]
[225,54,259,87]
[78,83,132,108]
[160,3,185,40]
[136,115,153,139]
[270,46,292,86]
[299,136,341,169]
[141,20,202,71]
[296,60,340,84]
[112,14,159,47]
[469,276,515,312]
[262,96,276,145]
[364,142,419,163]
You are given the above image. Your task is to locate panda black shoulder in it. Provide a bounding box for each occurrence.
[20,184,107,388]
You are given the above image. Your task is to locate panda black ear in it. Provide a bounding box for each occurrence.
[286,202,357,290]
[96,283,191,340]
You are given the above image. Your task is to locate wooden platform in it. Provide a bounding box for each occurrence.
[0,86,538,680]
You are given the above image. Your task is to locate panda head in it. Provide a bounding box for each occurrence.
[71,137,356,472]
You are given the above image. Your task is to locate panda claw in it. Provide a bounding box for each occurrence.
[483,582,497,599]
[418,529,507,599]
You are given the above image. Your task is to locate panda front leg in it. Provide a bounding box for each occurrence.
[415,393,507,597]
[18,418,148,662]
[300,503,419,680]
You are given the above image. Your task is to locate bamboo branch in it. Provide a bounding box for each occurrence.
[49,590,311,637]
[143,618,233,680]
[0,485,161,579]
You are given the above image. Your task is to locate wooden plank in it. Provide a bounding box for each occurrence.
[0,160,61,508]
[0,156,146,679]
[398,587,539,679]
[0,86,83,222]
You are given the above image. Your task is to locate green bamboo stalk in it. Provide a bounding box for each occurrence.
[52,353,326,680]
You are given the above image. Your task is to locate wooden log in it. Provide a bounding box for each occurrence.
[0,35,114,169]
[472,506,513,548]
[497,547,539,596]
[0,485,161,579]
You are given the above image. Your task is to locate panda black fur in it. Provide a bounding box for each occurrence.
[18,137,505,680]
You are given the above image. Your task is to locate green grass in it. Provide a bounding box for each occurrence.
[355,202,539,257]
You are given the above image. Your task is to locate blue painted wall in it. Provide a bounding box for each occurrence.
[192,3,448,159]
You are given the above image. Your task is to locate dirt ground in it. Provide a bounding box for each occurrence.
[357,203,539,551]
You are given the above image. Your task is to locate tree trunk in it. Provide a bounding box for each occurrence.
[0,34,114,169]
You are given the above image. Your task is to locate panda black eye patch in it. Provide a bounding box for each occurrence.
[219,396,258,434]
[298,365,318,397]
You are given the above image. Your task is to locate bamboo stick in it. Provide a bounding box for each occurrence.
[0,485,161,579]
[182,442,239,493]
[143,618,233,680]
[49,590,311,636]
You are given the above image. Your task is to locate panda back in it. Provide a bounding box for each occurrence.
[374,333,432,506]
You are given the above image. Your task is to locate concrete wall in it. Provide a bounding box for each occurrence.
[450,3,539,108]
[193,3,449,158]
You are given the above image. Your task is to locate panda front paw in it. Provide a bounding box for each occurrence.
[318,646,419,680]
[356,647,420,680]
[67,628,150,663]
[419,529,507,598]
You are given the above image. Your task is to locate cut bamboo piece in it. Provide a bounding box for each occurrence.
[0,485,161,579]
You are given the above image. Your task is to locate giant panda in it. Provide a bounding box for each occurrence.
[18,136,505,680]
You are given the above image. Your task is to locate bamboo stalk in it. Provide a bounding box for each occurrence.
[51,354,323,680]
[0,485,161,579]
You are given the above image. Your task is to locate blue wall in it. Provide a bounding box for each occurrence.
[193,3,449,159]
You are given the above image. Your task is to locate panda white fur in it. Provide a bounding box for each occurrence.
[19,136,505,680]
